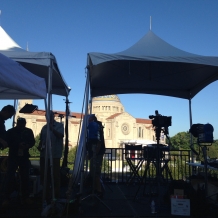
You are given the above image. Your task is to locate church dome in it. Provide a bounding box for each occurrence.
[93,95,120,102]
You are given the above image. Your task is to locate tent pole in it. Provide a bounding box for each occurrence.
[42,62,55,208]
[12,99,17,127]
[189,98,194,164]
[42,98,48,205]
[66,70,89,200]
[62,96,70,168]
[90,97,93,114]
[79,67,90,196]
[48,62,55,202]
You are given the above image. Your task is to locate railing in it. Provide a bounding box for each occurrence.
[29,148,192,183]
[101,148,191,183]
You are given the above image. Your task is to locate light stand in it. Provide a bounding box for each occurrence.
[189,123,214,201]
[81,142,111,211]
[201,145,209,198]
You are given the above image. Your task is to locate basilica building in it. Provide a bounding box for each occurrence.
[16,95,162,149]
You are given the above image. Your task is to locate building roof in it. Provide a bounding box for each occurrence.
[106,113,122,120]
[36,119,46,122]
[25,109,83,119]
[93,95,120,102]
[136,118,152,124]
[70,121,80,124]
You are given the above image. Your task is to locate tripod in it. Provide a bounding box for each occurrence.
[81,142,111,211]
[134,126,171,212]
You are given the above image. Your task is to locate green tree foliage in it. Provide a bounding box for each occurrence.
[29,134,40,157]
[205,140,218,158]
[168,131,197,150]
[67,145,77,169]
[0,147,9,156]
[169,131,218,160]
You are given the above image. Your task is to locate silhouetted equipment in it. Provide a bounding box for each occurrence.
[190,123,214,199]
[19,103,38,113]
[149,110,171,135]
[189,123,214,145]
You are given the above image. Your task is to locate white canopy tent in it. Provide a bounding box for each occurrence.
[0,26,70,97]
[0,26,70,207]
[0,52,46,99]
[71,30,218,188]
[88,30,218,100]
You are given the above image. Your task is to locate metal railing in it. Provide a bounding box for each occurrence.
[101,148,191,183]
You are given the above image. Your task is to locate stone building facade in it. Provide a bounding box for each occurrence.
[15,95,162,148]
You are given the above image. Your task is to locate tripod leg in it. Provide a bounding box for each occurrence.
[81,142,111,211]
[134,161,150,200]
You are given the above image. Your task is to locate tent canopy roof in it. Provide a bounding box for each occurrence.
[0,52,46,99]
[88,30,218,99]
[0,26,70,96]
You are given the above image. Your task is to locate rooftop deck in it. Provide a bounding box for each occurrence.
[1,149,218,217]
[1,180,218,218]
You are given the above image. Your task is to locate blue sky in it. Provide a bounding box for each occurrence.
[1,1,218,139]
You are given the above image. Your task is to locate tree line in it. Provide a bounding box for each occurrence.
[168,131,218,159]
[1,132,218,168]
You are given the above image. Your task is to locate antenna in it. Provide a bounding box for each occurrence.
[150,16,152,30]
[0,10,1,26]
[26,42,28,51]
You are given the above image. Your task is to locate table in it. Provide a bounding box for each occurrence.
[187,162,218,172]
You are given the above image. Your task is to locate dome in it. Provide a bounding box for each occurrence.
[93,95,120,102]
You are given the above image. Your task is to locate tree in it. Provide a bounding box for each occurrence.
[0,147,9,156]
[67,145,78,169]
[29,134,40,157]
[168,131,218,160]
[168,131,193,150]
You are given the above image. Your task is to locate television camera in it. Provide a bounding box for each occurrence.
[149,110,172,136]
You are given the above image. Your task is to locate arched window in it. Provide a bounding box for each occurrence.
[138,127,141,138]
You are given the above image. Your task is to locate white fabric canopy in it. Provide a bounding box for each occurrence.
[0,26,70,97]
[0,26,69,203]
[88,30,218,99]
[0,52,46,99]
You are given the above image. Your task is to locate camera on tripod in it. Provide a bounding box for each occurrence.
[149,110,172,135]
[189,123,214,145]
